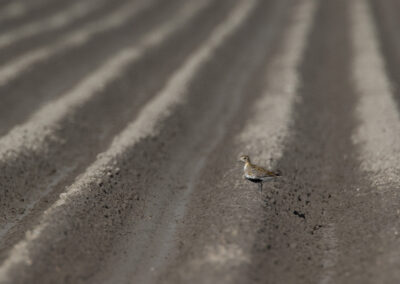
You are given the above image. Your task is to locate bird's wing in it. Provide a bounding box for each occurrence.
[251,164,279,177]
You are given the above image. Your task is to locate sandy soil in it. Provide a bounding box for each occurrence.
[0,0,400,283]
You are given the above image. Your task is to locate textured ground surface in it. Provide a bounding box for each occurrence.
[1,0,400,283]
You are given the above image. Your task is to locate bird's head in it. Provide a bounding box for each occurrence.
[238,155,250,163]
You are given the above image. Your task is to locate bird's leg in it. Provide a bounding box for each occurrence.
[259,182,263,192]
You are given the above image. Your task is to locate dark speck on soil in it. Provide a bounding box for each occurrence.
[293,210,306,219]
[311,224,323,234]
[313,224,323,231]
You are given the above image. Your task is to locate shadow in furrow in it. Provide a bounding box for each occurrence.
[0,0,233,267]
[1,0,287,282]
[139,1,293,283]
[370,0,400,113]
[0,0,176,137]
[0,0,129,65]
[0,0,82,33]
[246,0,374,283]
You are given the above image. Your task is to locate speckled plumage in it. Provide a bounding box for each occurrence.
[239,155,281,191]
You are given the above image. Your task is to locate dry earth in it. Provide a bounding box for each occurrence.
[0,0,400,283]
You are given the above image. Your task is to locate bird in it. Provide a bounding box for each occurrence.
[238,155,281,192]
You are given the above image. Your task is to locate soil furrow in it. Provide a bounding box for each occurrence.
[0,0,123,59]
[0,0,175,137]
[0,0,279,282]
[0,0,82,33]
[156,1,314,283]
[246,0,360,281]
[346,0,400,282]
[0,0,240,276]
[0,0,225,259]
[0,0,399,283]
[370,0,400,111]
[98,0,291,282]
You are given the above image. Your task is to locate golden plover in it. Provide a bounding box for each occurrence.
[239,155,281,192]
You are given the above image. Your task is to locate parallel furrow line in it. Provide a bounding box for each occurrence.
[351,0,400,280]
[0,0,108,50]
[0,0,211,240]
[351,0,400,187]
[0,0,208,162]
[0,0,53,22]
[0,0,156,87]
[0,0,257,280]
[236,0,316,167]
